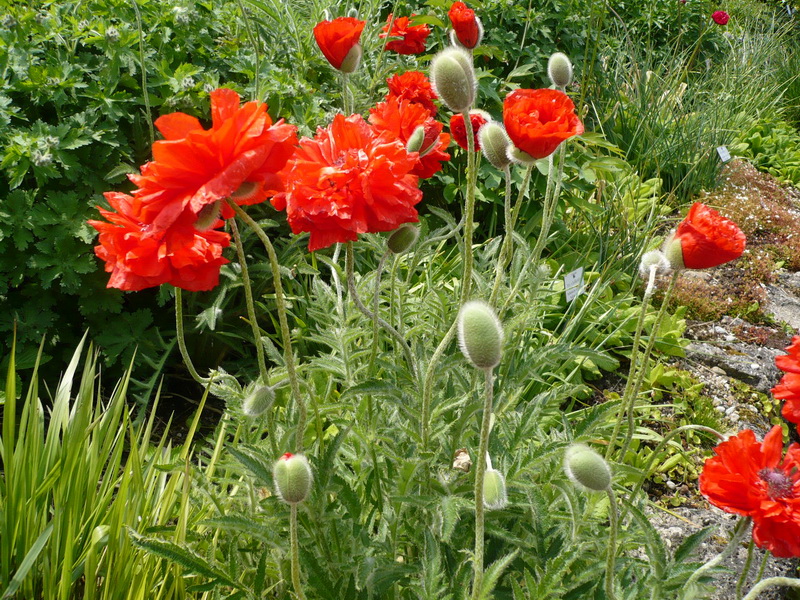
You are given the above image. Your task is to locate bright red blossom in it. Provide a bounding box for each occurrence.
[503,88,584,159]
[773,372,800,424]
[386,71,438,116]
[369,98,451,179]
[670,203,746,269]
[272,114,423,252]
[380,14,431,55]
[450,111,489,151]
[313,17,365,70]
[699,426,800,558]
[776,336,800,374]
[88,192,230,292]
[131,88,297,230]
[712,10,730,25]
[448,2,481,49]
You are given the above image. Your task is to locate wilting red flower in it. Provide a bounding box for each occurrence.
[503,88,584,160]
[712,10,730,25]
[776,336,800,374]
[131,88,297,231]
[272,114,423,251]
[313,16,365,70]
[380,14,431,55]
[450,110,489,151]
[667,203,746,269]
[369,98,450,179]
[699,426,800,558]
[88,192,230,291]
[448,2,481,49]
[386,71,438,116]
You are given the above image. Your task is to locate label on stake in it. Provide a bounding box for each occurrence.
[564,267,585,302]
[716,146,731,163]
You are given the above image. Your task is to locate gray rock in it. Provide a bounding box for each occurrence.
[764,284,800,332]
[685,341,782,394]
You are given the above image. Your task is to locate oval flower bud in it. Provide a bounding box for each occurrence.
[195,200,222,231]
[564,444,612,492]
[242,385,276,418]
[430,48,476,113]
[387,224,420,254]
[478,122,512,170]
[457,300,503,370]
[638,249,670,278]
[547,52,573,89]
[406,125,426,154]
[273,453,313,504]
[483,468,508,510]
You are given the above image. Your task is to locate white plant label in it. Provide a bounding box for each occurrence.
[564,267,585,302]
[716,146,731,163]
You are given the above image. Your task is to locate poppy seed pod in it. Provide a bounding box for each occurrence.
[430,48,476,113]
[457,300,503,370]
[547,52,573,89]
[273,453,313,504]
[387,224,420,254]
[478,122,512,170]
[483,468,508,510]
[564,444,612,492]
[242,385,276,417]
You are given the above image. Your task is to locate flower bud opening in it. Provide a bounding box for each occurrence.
[339,43,362,74]
[195,200,223,231]
[457,300,504,370]
[662,233,686,271]
[564,444,612,492]
[273,453,313,504]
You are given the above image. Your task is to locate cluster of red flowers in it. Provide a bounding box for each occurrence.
[773,336,800,425]
[89,89,298,291]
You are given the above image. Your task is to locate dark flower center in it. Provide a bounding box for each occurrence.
[758,468,794,500]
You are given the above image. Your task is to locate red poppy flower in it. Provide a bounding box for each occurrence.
[450,110,489,151]
[313,16,365,71]
[369,98,451,179]
[667,203,746,269]
[380,14,431,55]
[776,336,800,374]
[712,10,730,25]
[448,2,481,49]
[699,426,800,558]
[272,114,423,251]
[131,88,297,231]
[503,88,584,160]
[88,192,230,291]
[773,372,800,424]
[386,71,438,116]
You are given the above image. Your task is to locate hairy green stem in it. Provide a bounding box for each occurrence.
[290,504,306,600]
[236,0,261,99]
[130,0,153,145]
[346,243,416,380]
[228,202,305,451]
[684,517,751,598]
[617,270,679,462]
[742,577,800,600]
[174,287,209,385]
[470,368,495,600]
[229,217,269,384]
[756,550,769,582]
[460,109,478,304]
[421,321,457,450]
[605,488,620,600]
[369,251,390,376]
[735,539,755,600]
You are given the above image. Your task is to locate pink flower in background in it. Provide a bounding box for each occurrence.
[712,11,730,25]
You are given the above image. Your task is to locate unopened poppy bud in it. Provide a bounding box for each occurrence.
[195,200,222,231]
[273,453,313,504]
[457,300,503,370]
[387,224,420,254]
[483,468,508,510]
[347,7,359,18]
[478,122,512,170]
[564,444,612,492]
[339,43,362,74]
[430,48,476,113]
[638,249,670,278]
[548,52,573,89]
[242,385,275,417]
[406,125,426,154]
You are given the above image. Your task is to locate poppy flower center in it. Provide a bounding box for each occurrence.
[758,468,794,500]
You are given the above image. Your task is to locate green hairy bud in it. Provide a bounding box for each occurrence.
[430,48,476,113]
[273,453,313,504]
[548,52,573,89]
[564,444,612,492]
[478,122,512,170]
[457,300,503,370]
[387,224,420,255]
[483,468,508,510]
[242,385,275,418]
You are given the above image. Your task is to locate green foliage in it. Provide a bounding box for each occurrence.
[737,118,800,186]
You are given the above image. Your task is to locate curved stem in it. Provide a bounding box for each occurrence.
[617,270,679,462]
[290,504,306,600]
[742,577,800,600]
[684,517,751,598]
[421,321,457,451]
[228,202,304,451]
[229,217,269,384]
[174,287,209,385]
[346,243,416,380]
[369,251,390,376]
[470,368,495,600]
[490,164,533,306]
[735,539,755,600]
[530,144,566,269]
[605,488,620,600]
